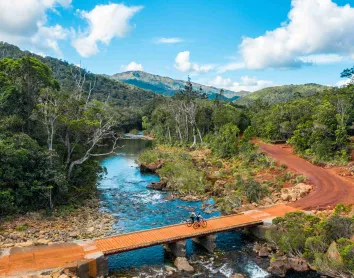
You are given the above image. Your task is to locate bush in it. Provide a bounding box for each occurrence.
[215,191,242,214]
[157,159,209,195]
[129,128,139,135]
[322,215,354,242]
[236,175,268,203]
[16,223,29,231]
[210,123,240,158]
[138,149,161,164]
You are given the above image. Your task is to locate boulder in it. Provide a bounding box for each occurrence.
[35,239,50,245]
[287,257,309,272]
[16,240,33,247]
[232,274,246,278]
[174,257,194,272]
[326,241,343,263]
[147,178,168,191]
[253,242,261,253]
[258,246,270,257]
[165,265,177,275]
[140,160,163,172]
[280,183,312,202]
[69,232,79,238]
[51,268,65,278]
[281,194,291,201]
[267,256,289,277]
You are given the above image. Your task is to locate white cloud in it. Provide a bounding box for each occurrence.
[174,51,213,73]
[240,0,354,69]
[336,78,351,87]
[0,0,71,56]
[298,54,345,64]
[121,61,144,71]
[218,62,245,73]
[156,37,183,44]
[72,3,143,57]
[208,76,275,92]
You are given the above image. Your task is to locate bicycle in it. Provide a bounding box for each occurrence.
[192,219,207,229]
[185,219,194,227]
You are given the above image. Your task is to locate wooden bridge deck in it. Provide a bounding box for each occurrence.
[0,204,297,277]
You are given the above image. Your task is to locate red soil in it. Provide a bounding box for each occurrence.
[258,142,354,210]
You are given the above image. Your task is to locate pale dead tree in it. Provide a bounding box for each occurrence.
[183,101,203,146]
[33,88,65,210]
[70,65,86,101]
[105,93,111,104]
[85,76,97,107]
[67,109,120,178]
[34,88,63,164]
[335,98,350,126]
[65,67,120,178]
[168,101,183,142]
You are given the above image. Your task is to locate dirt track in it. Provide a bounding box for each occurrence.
[258,142,354,210]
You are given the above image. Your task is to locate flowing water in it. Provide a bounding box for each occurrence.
[98,138,319,278]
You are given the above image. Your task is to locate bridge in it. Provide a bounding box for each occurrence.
[0,204,297,277]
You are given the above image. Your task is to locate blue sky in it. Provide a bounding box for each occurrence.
[1,0,354,93]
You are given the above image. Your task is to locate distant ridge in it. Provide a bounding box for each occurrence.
[111,71,251,100]
[235,83,329,105]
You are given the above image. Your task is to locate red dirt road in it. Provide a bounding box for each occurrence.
[258,142,354,210]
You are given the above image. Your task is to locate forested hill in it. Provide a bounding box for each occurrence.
[0,42,156,107]
[112,70,250,99]
[235,84,329,105]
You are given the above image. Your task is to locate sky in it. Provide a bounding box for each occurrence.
[1,0,354,92]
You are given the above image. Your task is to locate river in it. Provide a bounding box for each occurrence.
[98,138,319,278]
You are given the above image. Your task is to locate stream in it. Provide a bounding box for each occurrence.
[98,138,319,278]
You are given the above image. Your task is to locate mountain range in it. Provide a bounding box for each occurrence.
[111,71,250,100]
[0,42,330,106]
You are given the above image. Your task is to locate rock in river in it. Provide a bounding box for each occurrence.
[174,257,194,272]
[146,177,168,190]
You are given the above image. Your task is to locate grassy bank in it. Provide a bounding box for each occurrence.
[138,143,310,214]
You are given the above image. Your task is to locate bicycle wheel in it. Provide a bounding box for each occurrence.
[201,220,207,228]
[193,222,199,229]
[187,220,193,227]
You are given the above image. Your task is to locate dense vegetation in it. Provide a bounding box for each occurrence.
[267,207,354,277]
[142,74,354,164]
[249,85,354,164]
[0,42,158,132]
[0,54,158,216]
[138,144,276,213]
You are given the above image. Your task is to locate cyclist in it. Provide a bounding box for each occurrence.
[196,212,203,222]
[190,211,196,223]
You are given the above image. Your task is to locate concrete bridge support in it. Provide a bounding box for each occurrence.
[193,234,216,252]
[164,240,187,257]
[248,219,276,240]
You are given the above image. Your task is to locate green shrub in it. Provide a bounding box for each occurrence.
[157,160,208,195]
[138,150,160,164]
[236,175,268,203]
[215,191,242,214]
[322,215,354,242]
[295,175,308,184]
[16,223,29,231]
[129,129,139,135]
[210,123,240,158]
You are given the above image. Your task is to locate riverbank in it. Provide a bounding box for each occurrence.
[138,144,313,214]
[0,198,116,249]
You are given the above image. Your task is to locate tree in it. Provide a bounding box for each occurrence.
[210,123,240,158]
[0,56,59,131]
